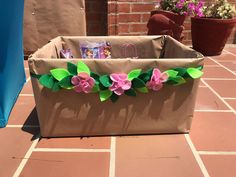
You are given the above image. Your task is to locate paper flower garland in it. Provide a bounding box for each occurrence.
[31,61,203,102]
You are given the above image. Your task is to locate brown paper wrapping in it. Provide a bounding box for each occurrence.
[24,0,86,53]
[29,36,204,137]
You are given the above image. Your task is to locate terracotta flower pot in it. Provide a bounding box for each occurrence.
[147,10,186,41]
[151,10,186,26]
[191,17,236,56]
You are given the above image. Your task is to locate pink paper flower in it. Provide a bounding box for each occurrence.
[109,73,132,95]
[146,69,168,91]
[71,72,95,93]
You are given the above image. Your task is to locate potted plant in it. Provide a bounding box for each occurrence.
[147,0,203,41]
[191,0,236,56]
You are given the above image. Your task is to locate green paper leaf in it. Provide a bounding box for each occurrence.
[110,93,119,103]
[30,73,42,79]
[136,87,149,93]
[91,72,100,83]
[132,78,146,88]
[39,74,55,89]
[77,61,90,74]
[172,76,186,85]
[166,79,178,85]
[67,62,77,75]
[125,89,137,97]
[166,76,186,85]
[91,84,100,93]
[138,73,149,83]
[99,90,112,102]
[146,68,154,76]
[197,65,204,71]
[99,83,108,91]
[58,75,73,89]
[164,70,178,78]
[173,68,187,77]
[51,82,61,92]
[50,68,70,81]
[187,68,203,79]
[99,75,112,87]
[128,69,142,81]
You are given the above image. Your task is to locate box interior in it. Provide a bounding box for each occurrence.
[31,36,203,60]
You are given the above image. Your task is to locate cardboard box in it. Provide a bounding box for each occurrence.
[29,36,204,137]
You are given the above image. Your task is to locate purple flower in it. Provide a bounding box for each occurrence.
[188,2,195,11]
[176,2,184,9]
[60,49,73,59]
[146,69,168,91]
[109,73,132,95]
[176,0,185,9]
[71,72,95,93]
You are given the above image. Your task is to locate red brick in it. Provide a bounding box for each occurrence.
[118,24,130,33]
[108,15,117,25]
[130,23,148,33]
[118,3,130,13]
[118,14,141,23]
[142,13,151,22]
[131,4,154,12]
[108,25,118,35]
[108,2,117,13]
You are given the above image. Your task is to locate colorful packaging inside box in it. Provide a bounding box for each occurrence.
[29,35,204,137]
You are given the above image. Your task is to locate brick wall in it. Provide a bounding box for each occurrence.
[86,0,236,45]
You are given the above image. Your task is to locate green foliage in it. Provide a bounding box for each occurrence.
[99,75,112,87]
[165,70,178,78]
[110,93,119,102]
[128,69,142,81]
[99,90,112,102]
[125,89,137,97]
[136,87,149,93]
[36,62,204,102]
[187,68,203,79]
[58,75,74,89]
[132,78,146,88]
[91,84,100,93]
[39,74,55,89]
[203,0,236,19]
[51,82,61,92]
[67,62,77,75]
[77,61,90,74]
[50,68,70,81]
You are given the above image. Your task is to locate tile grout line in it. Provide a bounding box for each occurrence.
[224,49,236,57]
[199,151,236,155]
[109,137,116,177]
[223,97,236,100]
[185,134,210,177]
[201,79,236,114]
[33,148,111,153]
[208,57,236,76]
[13,135,40,177]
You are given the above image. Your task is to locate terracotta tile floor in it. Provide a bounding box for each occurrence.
[1,47,236,177]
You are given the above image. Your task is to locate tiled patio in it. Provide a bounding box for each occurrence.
[1,47,236,177]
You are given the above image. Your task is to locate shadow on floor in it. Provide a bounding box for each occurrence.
[22,107,40,141]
